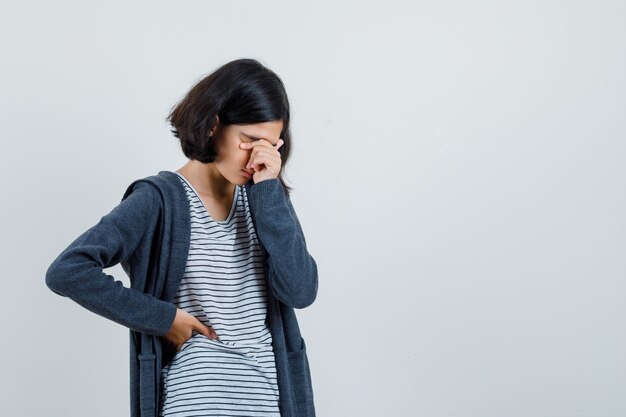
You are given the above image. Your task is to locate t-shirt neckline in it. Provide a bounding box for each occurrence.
[174,171,238,224]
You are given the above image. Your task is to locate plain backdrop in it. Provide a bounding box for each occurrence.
[1,1,624,416]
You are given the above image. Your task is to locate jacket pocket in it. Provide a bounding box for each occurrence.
[286,336,314,405]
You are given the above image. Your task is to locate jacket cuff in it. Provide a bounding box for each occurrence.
[249,178,287,211]
[151,299,177,336]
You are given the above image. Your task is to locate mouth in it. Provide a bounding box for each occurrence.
[242,169,253,178]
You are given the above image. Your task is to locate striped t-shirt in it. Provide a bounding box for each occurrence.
[159,171,281,417]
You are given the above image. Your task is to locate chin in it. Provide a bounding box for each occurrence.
[232,173,250,185]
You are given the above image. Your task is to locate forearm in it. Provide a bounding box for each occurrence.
[248,179,319,308]
[45,182,177,336]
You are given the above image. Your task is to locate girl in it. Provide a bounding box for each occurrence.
[46,58,319,417]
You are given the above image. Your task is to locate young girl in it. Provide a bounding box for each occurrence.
[46,58,319,417]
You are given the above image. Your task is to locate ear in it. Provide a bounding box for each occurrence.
[209,114,221,137]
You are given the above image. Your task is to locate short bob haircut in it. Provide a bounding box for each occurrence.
[166,58,294,196]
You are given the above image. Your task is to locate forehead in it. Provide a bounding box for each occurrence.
[237,120,283,145]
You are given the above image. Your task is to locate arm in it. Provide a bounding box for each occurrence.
[45,182,177,336]
[247,178,319,309]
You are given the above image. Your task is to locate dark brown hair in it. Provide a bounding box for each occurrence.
[166,58,294,196]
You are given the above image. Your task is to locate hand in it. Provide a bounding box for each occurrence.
[164,308,219,352]
[240,138,285,183]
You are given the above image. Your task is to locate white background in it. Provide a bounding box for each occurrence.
[1,1,624,416]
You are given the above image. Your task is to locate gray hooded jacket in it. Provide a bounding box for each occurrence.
[45,170,318,417]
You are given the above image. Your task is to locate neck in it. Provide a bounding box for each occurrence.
[176,160,235,198]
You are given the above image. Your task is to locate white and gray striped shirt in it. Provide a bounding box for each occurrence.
[159,171,280,417]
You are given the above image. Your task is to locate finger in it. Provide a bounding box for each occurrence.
[208,326,219,339]
[239,141,267,150]
[242,139,283,170]
[247,154,268,172]
[246,148,265,171]
[247,148,280,171]
[194,320,216,339]
[206,326,218,339]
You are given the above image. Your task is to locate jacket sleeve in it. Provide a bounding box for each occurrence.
[247,178,319,309]
[45,182,177,337]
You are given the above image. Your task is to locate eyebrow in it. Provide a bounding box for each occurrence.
[241,132,278,145]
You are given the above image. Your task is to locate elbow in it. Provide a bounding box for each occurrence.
[268,254,319,309]
[286,260,319,309]
[295,278,318,309]
[301,261,319,308]
[45,261,68,297]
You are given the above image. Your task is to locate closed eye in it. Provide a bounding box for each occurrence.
[241,133,265,142]
[240,132,280,146]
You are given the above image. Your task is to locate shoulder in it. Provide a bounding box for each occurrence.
[119,178,165,222]
[123,179,158,202]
